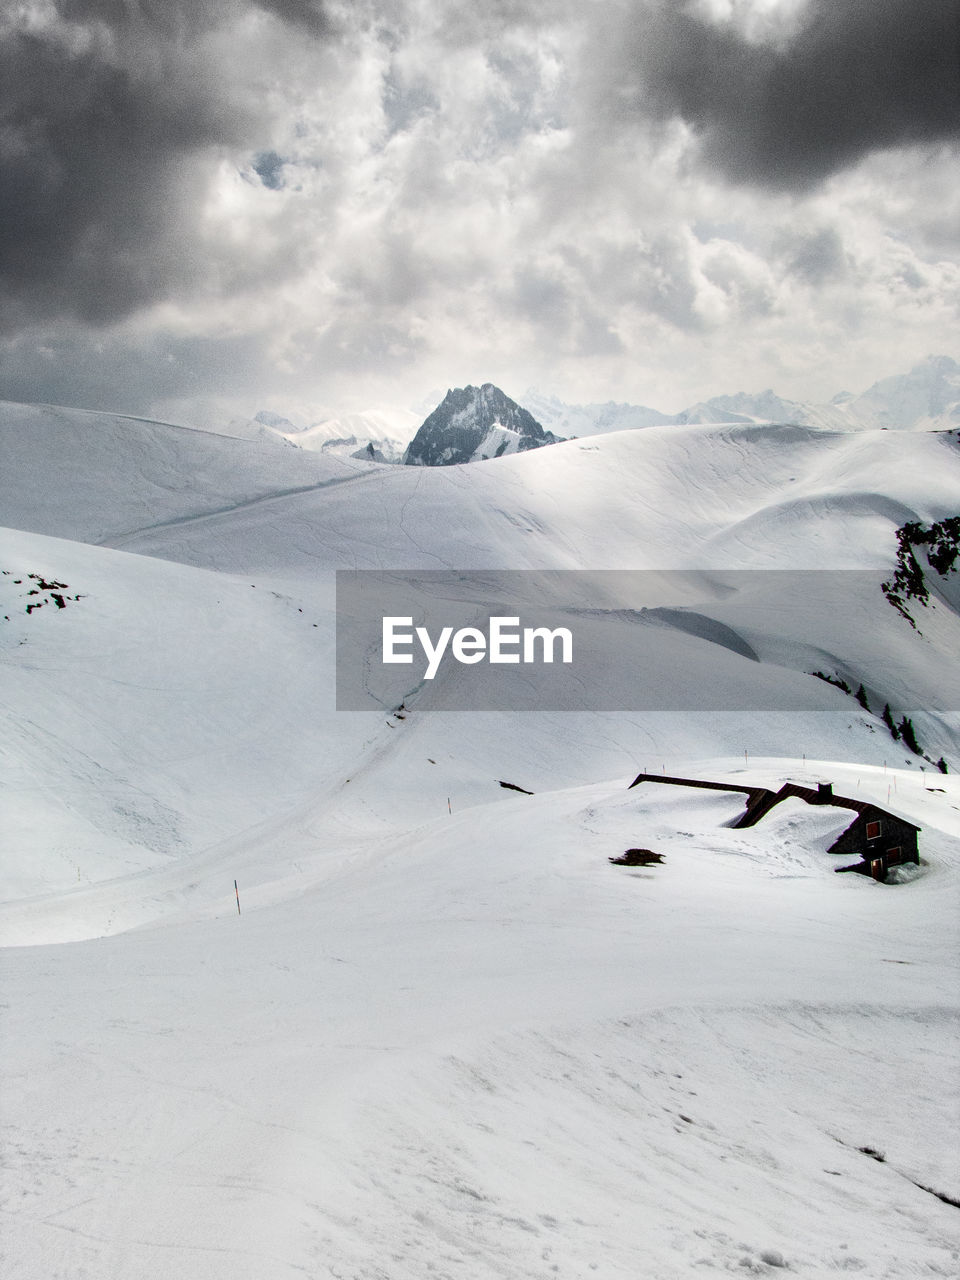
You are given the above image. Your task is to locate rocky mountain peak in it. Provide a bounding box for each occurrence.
[403,384,564,466]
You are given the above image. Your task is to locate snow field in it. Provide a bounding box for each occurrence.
[3,770,958,1277]
[2,402,959,1277]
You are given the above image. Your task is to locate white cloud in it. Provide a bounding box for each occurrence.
[0,0,956,417]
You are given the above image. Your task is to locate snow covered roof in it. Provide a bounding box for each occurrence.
[628,772,921,832]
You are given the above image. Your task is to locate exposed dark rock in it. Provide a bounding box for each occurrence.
[403,383,564,466]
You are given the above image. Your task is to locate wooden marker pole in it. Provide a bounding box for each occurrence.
[234,879,241,915]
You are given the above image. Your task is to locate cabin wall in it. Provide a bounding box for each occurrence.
[829,810,919,864]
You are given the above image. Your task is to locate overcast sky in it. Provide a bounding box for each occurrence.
[1,0,958,421]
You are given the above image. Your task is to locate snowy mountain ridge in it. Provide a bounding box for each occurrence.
[533,354,960,437]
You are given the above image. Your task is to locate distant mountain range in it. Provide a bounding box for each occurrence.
[527,355,960,438]
[249,407,418,463]
[239,355,959,466]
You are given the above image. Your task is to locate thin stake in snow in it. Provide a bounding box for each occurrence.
[234,879,241,916]
[447,797,451,814]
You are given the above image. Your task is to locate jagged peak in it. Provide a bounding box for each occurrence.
[403,382,563,467]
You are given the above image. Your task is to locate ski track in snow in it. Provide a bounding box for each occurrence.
[100,468,378,553]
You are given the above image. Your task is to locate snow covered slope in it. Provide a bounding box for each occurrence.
[10,402,957,571]
[0,399,378,545]
[4,407,959,900]
[103,421,960,574]
[2,399,959,1279]
[3,752,959,1278]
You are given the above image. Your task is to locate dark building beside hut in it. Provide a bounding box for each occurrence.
[628,773,920,881]
[824,803,920,879]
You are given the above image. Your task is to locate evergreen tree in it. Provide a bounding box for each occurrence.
[937,757,948,775]
[882,704,899,739]
[899,716,921,754]
[855,684,870,711]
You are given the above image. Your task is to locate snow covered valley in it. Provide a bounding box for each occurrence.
[2,405,959,1277]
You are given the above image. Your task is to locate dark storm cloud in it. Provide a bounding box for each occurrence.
[0,2,333,331]
[0,30,238,327]
[619,0,960,190]
[0,325,277,413]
